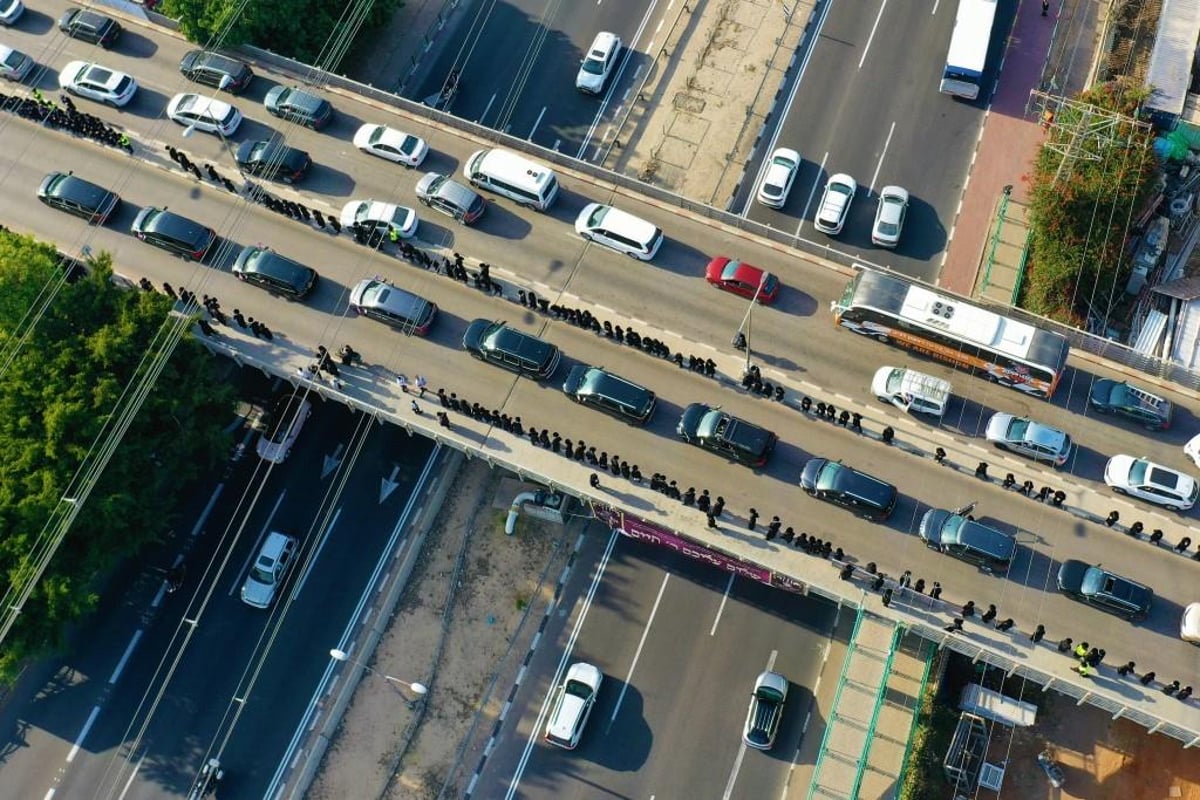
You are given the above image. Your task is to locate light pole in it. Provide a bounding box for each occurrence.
[734,272,772,375]
[329,648,428,705]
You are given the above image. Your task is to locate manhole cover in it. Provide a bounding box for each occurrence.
[673,93,706,114]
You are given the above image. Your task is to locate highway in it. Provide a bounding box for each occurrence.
[473,529,838,800]
[743,0,1017,282]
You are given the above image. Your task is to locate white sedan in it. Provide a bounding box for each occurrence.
[1103,454,1198,512]
[872,185,909,247]
[353,123,428,167]
[340,199,419,240]
[59,60,137,107]
[166,92,242,137]
[756,147,800,208]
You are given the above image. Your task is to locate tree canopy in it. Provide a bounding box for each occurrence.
[0,232,235,684]
[163,0,402,68]
[1022,79,1160,325]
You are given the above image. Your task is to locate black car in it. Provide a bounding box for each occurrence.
[37,171,120,224]
[178,50,254,94]
[1056,559,1153,621]
[235,139,312,184]
[676,403,776,467]
[231,246,318,299]
[1088,378,1172,431]
[918,507,1016,572]
[263,85,333,130]
[562,365,656,425]
[800,458,897,520]
[58,8,121,48]
[130,206,216,260]
[462,319,561,379]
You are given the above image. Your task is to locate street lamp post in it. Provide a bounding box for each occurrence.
[734,272,771,375]
[329,648,428,704]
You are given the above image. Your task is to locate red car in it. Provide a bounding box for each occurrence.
[704,257,780,304]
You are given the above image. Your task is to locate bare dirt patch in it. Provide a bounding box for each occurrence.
[308,460,573,800]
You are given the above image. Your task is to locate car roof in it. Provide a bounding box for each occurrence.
[588,31,620,55]
[172,92,234,117]
[351,278,429,315]
[43,172,110,205]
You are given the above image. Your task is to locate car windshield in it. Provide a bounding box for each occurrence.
[816,461,844,491]
[1007,418,1030,440]
[581,54,606,75]
[586,205,609,227]
[756,686,784,702]
[1127,459,1148,485]
[2,51,22,69]
[564,679,592,699]
[830,182,852,197]
[250,561,276,584]
[877,218,899,236]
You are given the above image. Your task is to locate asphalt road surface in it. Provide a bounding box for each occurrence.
[474,529,838,800]
[743,0,1017,283]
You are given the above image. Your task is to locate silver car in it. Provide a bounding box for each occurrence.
[871,185,909,247]
[984,412,1073,467]
[0,44,32,81]
[743,671,788,750]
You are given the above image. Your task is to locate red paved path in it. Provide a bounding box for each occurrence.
[940,0,1060,295]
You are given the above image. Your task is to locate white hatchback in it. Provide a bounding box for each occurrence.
[544,662,603,749]
[814,173,856,235]
[756,147,800,208]
[167,92,242,136]
[1104,454,1198,512]
[59,61,137,107]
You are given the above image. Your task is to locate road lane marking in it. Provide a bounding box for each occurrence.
[108,630,143,685]
[797,151,830,236]
[527,106,547,141]
[293,506,339,598]
[859,0,890,69]
[710,573,736,635]
[66,706,101,763]
[609,572,670,726]
[869,121,897,194]
[722,649,779,799]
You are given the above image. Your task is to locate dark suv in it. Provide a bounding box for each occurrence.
[58,8,121,48]
[263,85,333,129]
[562,365,656,425]
[130,206,216,260]
[1088,378,1172,431]
[37,171,120,224]
[231,246,318,299]
[462,319,561,379]
[178,50,254,94]
[235,139,312,184]
[1056,559,1152,621]
[919,508,1016,572]
[800,458,897,520]
[676,403,777,467]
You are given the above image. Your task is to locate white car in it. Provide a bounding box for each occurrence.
[353,123,428,167]
[576,31,622,94]
[756,147,800,208]
[871,185,909,247]
[240,531,297,608]
[0,0,24,26]
[340,199,418,240]
[1183,603,1200,644]
[256,394,312,464]
[59,61,137,107]
[166,92,242,136]
[813,173,856,235]
[544,662,602,749]
[574,202,664,261]
[1184,433,1200,468]
[1103,454,1198,512]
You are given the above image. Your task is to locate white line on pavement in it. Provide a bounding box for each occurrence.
[798,151,830,236]
[108,629,143,685]
[66,706,101,763]
[723,649,779,799]
[869,121,897,193]
[860,0,891,69]
[609,573,670,725]
[710,573,736,636]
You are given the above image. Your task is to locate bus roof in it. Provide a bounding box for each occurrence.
[946,0,998,73]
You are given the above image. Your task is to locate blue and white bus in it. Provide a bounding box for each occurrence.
[940,0,999,100]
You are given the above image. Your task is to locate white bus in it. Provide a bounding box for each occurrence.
[940,0,999,100]
[462,148,559,211]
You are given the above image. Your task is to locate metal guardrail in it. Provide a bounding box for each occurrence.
[852,622,905,799]
[807,606,868,800]
[893,637,936,791]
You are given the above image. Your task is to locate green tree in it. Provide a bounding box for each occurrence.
[164,0,402,68]
[0,232,235,684]
[1022,79,1159,325]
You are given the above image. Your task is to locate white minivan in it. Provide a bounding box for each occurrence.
[462,148,559,211]
[575,202,664,260]
[872,365,952,419]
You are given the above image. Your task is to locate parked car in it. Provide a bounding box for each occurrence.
[676,403,776,467]
[871,185,909,247]
[415,172,486,224]
[178,50,254,93]
[984,413,1072,467]
[756,147,800,208]
[574,202,663,260]
[1182,603,1200,644]
[742,671,788,750]
[240,531,297,608]
[562,365,656,425]
[59,61,137,106]
[58,8,121,48]
[575,31,623,94]
[339,199,418,241]
[37,171,120,224]
[1056,559,1152,621]
[813,173,856,235]
[348,278,437,335]
[353,123,428,166]
[166,92,242,136]
[544,662,602,749]
[129,206,215,260]
[800,458,897,520]
[1103,455,1197,512]
[235,139,312,183]
[0,44,33,82]
[256,394,312,463]
[704,257,780,304]
[263,85,333,129]
[231,245,318,300]
[1183,433,1200,469]
[919,507,1016,572]
[462,319,560,379]
[1088,378,1172,430]
[0,0,24,26]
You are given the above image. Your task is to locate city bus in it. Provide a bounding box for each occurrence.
[831,269,1071,399]
[940,0,999,99]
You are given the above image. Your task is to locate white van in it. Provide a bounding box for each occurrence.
[871,366,952,419]
[574,202,664,260]
[462,148,559,211]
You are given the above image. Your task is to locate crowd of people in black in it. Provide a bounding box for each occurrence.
[2,91,132,152]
